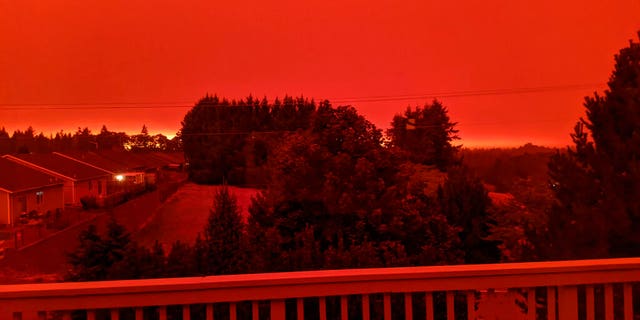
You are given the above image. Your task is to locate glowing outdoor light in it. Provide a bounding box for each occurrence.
[115,175,124,182]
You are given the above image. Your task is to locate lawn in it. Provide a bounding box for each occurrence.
[134,183,259,249]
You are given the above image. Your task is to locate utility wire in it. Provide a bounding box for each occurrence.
[0,83,604,110]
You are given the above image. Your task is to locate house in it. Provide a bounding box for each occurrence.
[3,153,112,207]
[53,152,146,197]
[0,157,64,226]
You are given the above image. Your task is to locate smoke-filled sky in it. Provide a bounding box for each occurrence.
[1,0,638,147]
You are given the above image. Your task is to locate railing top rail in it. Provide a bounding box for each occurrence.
[1,258,639,300]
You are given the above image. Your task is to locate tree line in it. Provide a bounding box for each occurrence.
[69,31,640,283]
[0,124,181,154]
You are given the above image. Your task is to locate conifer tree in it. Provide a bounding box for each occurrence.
[547,32,640,258]
[202,186,246,275]
[387,100,460,171]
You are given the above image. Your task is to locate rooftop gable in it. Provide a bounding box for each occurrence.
[0,157,63,193]
[5,153,111,181]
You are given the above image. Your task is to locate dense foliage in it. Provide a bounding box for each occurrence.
[547,33,640,259]
[181,95,316,185]
[387,100,460,171]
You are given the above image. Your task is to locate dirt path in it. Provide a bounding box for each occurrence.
[134,183,258,249]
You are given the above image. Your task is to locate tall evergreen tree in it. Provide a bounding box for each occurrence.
[66,224,109,281]
[547,32,640,259]
[201,186,246,275]
[387,100,460,171]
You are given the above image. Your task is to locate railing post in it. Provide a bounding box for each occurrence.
[425,292,434,320]
[362,294,370,320]
[557,286,578,320]
[252,301,259,320]
[110,309,120,320]
[383,293,391,320]
[446,292,455,320]
[341,295,348,320]
[547,286,557,320]
[404,293,413,320]
[271,299,285,320]
[623,283,633,320]
[319,297,327,320]
[296,298,304,320]
[206,304,214,320]
[159,306,167,320]
[230,302,237,320]
[604,284,614,320]
[466,291,476,320]
[527,288,536,320]
[182,305,191,320]
[586,285,594,320]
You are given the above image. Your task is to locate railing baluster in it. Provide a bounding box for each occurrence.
[405,293,413,320]
[586,285,594,320]
[341,296,348,320]
[605,284,614,320]
[623,283,633,320]
[558,286,577,320]
[362,294,370,320]
[547,286,556,320]
[230,302,237,320]
[110,309,119,320]
[87,309,96,320]
[319,297,327,320]
[383,293,391,320]
[271,300,285,320]
[425,292,434,320]
[527,288,536,320]
[297,298,304,320]
[206,304,214,320]
[252,301,259,320]
[182,305,191,320]
[135,307,143,320]
[159,306,167,320]
[466,291,475,320]
[446,291,454,320]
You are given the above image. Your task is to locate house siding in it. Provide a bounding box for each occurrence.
[74,177,110,203]
[10,185,64,224]
[0,192,9,225]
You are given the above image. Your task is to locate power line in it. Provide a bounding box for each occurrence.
[0,83,605,110]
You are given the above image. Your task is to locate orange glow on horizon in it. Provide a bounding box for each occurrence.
[0,1,638,148]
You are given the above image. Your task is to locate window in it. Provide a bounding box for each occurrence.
[88,180,93,191]
[18,196,27,212]
[98,181,102,195]
[36,191,44,204]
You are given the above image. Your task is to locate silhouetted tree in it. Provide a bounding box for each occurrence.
[201,186,246,275]
[387,100,460,171]
[437,166,501,263]
[66,224,109,281]
[547,32,640,259]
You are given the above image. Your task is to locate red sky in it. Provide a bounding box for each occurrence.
[1,0,638,147]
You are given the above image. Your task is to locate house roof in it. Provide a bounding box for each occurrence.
[5,153,112,181]
[0,157,63,193]
[54,151,126,173]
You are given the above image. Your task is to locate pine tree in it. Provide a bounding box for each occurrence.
[201,186,246,275]
[387,100,460,171]
[66,224,109,281]
[547,32,640,259]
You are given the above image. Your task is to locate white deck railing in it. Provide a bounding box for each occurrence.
[1,258,639,320]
